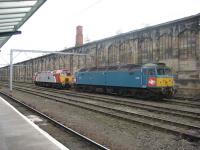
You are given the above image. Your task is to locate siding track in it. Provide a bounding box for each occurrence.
[2,83,200,142]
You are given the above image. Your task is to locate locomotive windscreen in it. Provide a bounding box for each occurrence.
[157,67,172,75]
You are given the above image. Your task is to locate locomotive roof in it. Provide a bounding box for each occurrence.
[36,69,70,74]
[142,63,167,67]
[79,64,141,72]
[78,63,168,72]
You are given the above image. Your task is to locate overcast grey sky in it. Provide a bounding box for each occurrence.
[0,0,200,66]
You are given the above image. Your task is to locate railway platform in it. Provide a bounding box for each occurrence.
[0,96,69,150]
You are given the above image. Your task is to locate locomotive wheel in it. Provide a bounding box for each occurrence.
[135,90,153,99]
[87,86,95,92]
[117,89,127,96]
[106,88,114,94]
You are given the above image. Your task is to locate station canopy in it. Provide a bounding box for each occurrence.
[0,0,46,48]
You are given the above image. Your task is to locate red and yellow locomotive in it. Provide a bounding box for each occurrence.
[33,69,74,88]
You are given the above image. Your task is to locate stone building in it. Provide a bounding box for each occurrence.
[0,13,200,96]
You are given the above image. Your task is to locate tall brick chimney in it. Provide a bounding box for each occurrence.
[75,25,83,46]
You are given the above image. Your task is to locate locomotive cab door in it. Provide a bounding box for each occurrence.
[142,68,156,87]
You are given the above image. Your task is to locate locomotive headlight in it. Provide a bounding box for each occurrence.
[73,77,77,83]
[148,77,156,86]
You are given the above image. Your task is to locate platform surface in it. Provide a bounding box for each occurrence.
[0,96,69,150]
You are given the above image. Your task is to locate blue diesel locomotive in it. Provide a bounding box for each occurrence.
[75,63,176,99]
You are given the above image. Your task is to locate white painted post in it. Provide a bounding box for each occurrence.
[10,49,13,95]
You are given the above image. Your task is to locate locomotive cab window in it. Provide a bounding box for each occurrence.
[157,68,172,75]
[143,68,156,75]
[61,71,71,76]
[67,73,71,76]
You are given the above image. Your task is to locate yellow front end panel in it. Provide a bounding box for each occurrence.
[156,78,174,87]
[67,76,74,84]
[60,75,74,85]
[60,75,66,84]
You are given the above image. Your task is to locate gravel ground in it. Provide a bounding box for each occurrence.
[72,90,200,113]
[1,87,200,150]
[28,87,200,129]
[48,92,200,127]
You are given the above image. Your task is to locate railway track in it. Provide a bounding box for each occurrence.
[163,98,200,108]
[18,85,200,121]
[174,96,200,102]
[4,84,200,142]
[2,81,200,108]
[0,81,200,104]
[1,81,200,109]
[1,82,200,123]
[0,91,109,150]
[6,82,200,118]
